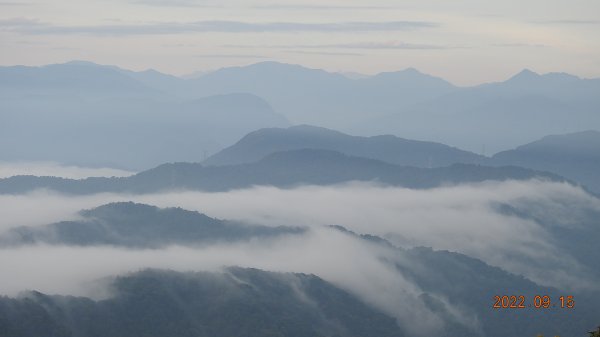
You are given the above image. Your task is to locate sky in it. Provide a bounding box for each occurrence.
[0,0,599,85]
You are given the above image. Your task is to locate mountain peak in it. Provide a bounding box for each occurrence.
[509,68,540,81]
[63,60,102,67]
[370,67,453,87]
[537,129,600,145]
[374,67,428,78]
[287,124,345,134]
[234,61,313,73]
[402,67,421,74]
[204,125,485,167]
[543,71,580,81]
[204,61,346,82]
[507,69,582,83]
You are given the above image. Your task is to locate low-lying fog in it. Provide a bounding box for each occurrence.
[1,171,598,336]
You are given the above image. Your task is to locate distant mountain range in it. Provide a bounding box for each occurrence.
[2,60,598,166]
[1,113,597,193]
[2,61,598,191]
[195,62,599,153]
[203,125,600,193]
[0,149,565,195]
[0,62,289,169]
[121,61,600,153]
[355,69,600,153]
[492,130,600,192]
[204,125,485,167]
[173,62,457,129]
[2,60,599,337]
[0,202,302,248]
[0,61,158,97]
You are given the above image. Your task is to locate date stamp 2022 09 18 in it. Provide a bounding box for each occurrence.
[492,295,575,309]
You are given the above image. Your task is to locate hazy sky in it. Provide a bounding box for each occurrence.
[1,0,599,85]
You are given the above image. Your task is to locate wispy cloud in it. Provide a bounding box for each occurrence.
[492,43,548,48]
[129,1,399,10]
[50,46,82,51]
[0,2,32,6]
[225,41,453,50]
[284,50,363,56]
[0,18,437,36]
[250,4,398,10]
[193,54,268,59]
[324,42,452,50]
[0,17,43,27]
[534,19,600,25]
[130,0,223,7]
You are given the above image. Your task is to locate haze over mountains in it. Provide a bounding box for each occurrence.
[0,268,410,337]
[0,61,289,169]
[0,149,566,195]
[131,61,598,153]
[203,125,485,167]
[141,61,600,154]
[1,59,600,337]
[3,58,599,192]
[1,123,598,194]
[2,61,599,169]
[1,200,599,337]
[492,130,600,192]
[0,202,302,248]
[202,125,600,194]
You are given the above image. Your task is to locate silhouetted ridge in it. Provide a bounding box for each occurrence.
[492,130,600,192]
[0,148,567,195]
[0,202,302,248]
[204,125,486,167]
[0,268,406,337]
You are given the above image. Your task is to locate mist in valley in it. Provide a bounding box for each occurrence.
[2,1,600,333]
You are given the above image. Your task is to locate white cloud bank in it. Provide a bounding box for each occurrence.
[130,180,599,291]
[0,179,598,297]
[0,228,473,336]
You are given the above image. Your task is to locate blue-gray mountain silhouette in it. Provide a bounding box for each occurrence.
[204,125,486,167]
[0,202,302,248]
[0,62,289,169]
[0,149,565,195]
[3,61,598,165]
[492,130,600,192]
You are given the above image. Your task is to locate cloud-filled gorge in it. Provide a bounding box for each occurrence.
[1,181,599,295]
